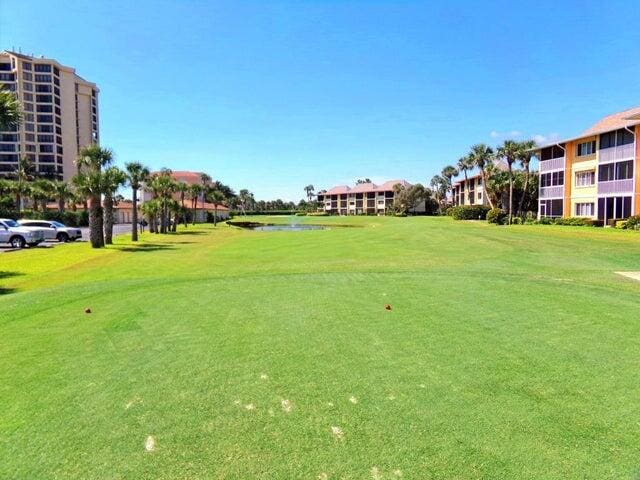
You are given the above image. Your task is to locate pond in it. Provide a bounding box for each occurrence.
[228,221,329,231]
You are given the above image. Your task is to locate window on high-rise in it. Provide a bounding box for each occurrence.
[34,74,52,82]
[34,64,52,72]
[575,171,595,187]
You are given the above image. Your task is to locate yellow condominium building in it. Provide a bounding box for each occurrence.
[536,107,640,224]
[0,51,99,181]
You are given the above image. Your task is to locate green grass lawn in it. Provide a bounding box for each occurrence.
[1,216,640,479]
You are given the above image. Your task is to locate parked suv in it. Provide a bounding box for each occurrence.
[0,219,46,249]
[18,220,82,242]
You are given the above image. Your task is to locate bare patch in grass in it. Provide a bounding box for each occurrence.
[331,426,344,440]
[349,396,358,404]
[144,435,155,452]
[616,271,640,282]
[281,399,292,413]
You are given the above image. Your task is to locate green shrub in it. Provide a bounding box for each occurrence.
[450,205,490,221]
[538,216,554,225]
[553,217,596,227]
[307,212,329,216]
[486,208,507,225]
[394,212,407,217]
[624,215,640,230]
[511,216,523,225]
[295,212,307,216]
[444,207,454,217]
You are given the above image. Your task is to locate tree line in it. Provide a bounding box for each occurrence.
[430,140,538,223]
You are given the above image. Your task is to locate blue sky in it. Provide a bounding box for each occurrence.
[2,0,640,201]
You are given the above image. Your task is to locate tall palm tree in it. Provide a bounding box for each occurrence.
[200,173,212,222]
[238,189,254,215]
[141,199,161,234]
[440,165,458,204]
[0,85,22,131]
[32,178,55,212]
[53,181,74,213]
[304,184,315,202]
[517,140,537,217]
[102,166,126,244]
[175,181,188,227]
[469,144,495,209]
[148,171,176,234]
[75,145,114,248]
[496,140,524,225]
[429,175,447,210]
[455,156,472,204]
[13,156,34,213]
[188,184,202,225]
[125,162,150,242]
[208,189,226,227]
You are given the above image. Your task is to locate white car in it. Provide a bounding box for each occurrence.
[18,220,82,242]
[0,219,46,249]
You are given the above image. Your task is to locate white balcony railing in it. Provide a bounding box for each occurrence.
[540,185,564,199]
[597,179,634,195]
[599,143,635,163]
[539,157,565,172]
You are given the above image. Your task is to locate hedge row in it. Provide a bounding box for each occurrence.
[0,209,89,226]
[450,205,491,221]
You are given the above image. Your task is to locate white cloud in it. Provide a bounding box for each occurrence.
[489,130,522,140]
[532,133,561,145]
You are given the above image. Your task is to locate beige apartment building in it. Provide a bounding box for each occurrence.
[0,51,99,181]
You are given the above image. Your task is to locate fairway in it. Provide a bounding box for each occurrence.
[1,216,640,479]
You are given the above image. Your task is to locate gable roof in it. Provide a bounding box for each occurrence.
[536,106,640,149]
[321,180,413,195]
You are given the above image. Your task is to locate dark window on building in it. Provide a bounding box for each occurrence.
[25,133,35,142]
[54,86,60,96]
[601,129,635,149]
[53,66,59,76]
[0,144,16,152]
[37,135,54,143]
[25,144,36,152]
[37,114,53,123]
[56,146,63,154]
[0,73,15,81]
[36,94,52,103]
[540,199,564,218]
[540,145,565,161]
[34,64,52,72]
[598,163,614,182]
[615,160,633,180]
[38,154,55,162]
[0,133,18,141]
[39,145,54,153]
[34,74,52,82]
[24,122,35,132]
[38,124,53,133]
[35,84,52,92]
[23,82,33,91]
[55,106,61,115]
[577,140,596,156]
[0,154,19,162]
[56,135,62,144]
[23,72,33,81]
[23,62,32,71]
[0,63,11,71]
[36,104,53,113]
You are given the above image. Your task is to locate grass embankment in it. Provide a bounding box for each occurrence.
[1,216,640,479]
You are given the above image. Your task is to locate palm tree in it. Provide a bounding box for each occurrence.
[455,156,472,204]
[102,166,126,244]
[238,189,254,215]
[125,162,150,241]
[32,178,55,212]
[141,199,161,234]
[188,184,202,225]
[429,175,447,210]
[496,140,524,225]
[200,173,212,222]
[304,184,315,202]
[13,156,34,213]
[148,170,176,233]
[175,181,188,227]
[469,144,495,209]
[0,85,22,131]
[440,165,458,204]
[52,181,73,213]
[75,145,114,248]
[207,189,226,227]
[517,140,537,217]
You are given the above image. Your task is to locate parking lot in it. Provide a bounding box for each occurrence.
[0,224,132,253]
